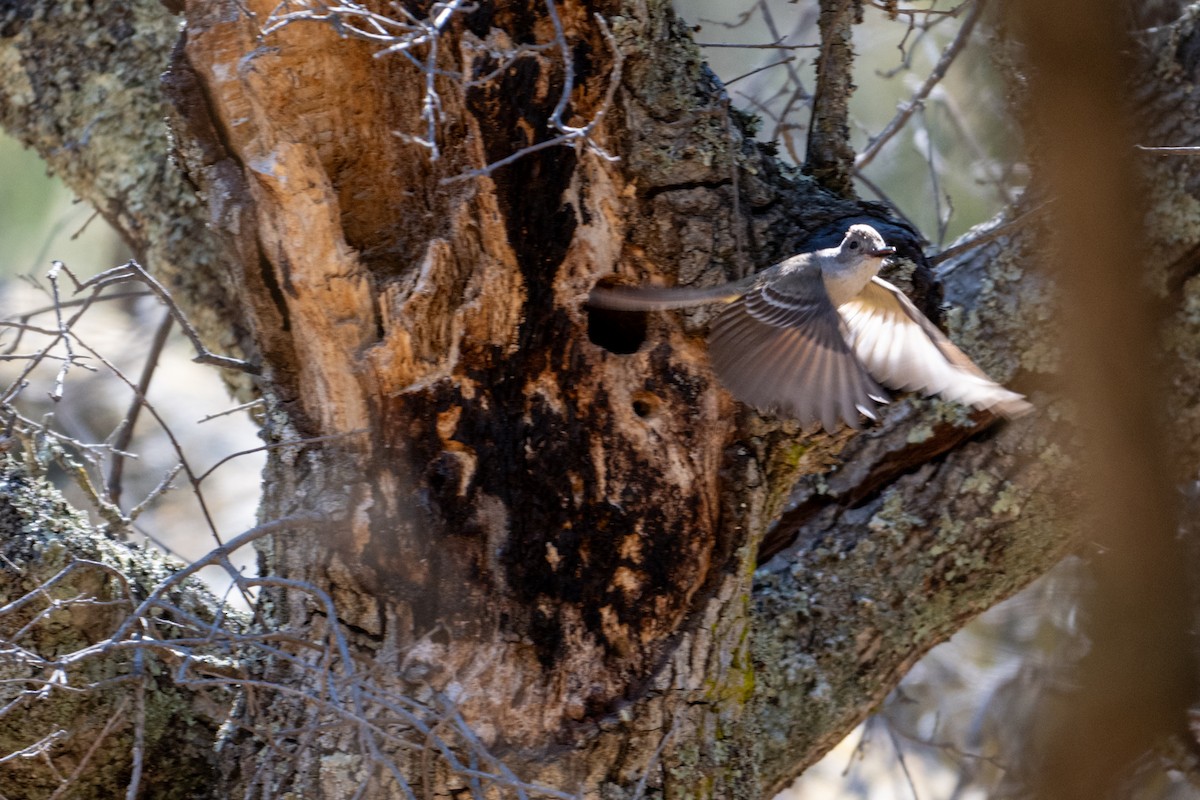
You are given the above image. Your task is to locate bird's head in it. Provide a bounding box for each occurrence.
[838,224,896,262]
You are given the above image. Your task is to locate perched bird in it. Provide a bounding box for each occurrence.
[588,224,1031,432]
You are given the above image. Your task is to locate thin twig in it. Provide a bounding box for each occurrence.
[195,429,367,484]
[869,0,971,18]
[198,398,265,423]
[759,0,815,145]
[46,263,81,403]
[67,260,257,374]
[931,201,1049,268]
[725,56,797,86]
[0,731,69,766]
[45,695,130,800]
[630,715,676,800]
[107,310,173,507]
[443,12,624,183]
[856,0,988,171]
[125,669,146,800]
[855,171,924,233]
[1135,144,1200,155]
[127,463,183,521]
[695,39,818,49]
[885,721,922,800]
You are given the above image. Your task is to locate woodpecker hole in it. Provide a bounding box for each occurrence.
[586,278,647,355]
[631,391,660,419]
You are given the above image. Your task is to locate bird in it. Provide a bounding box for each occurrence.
[588,224,1031,432]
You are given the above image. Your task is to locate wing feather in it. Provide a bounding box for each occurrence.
[708,265,883,430]
[839,278,1032,417]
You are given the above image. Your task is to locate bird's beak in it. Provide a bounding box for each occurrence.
[870,246,897,257]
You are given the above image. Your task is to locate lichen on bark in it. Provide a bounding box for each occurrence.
[0,455,229,799]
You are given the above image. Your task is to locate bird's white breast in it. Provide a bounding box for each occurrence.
[822,260,880,307]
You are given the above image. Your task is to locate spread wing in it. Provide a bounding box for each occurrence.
[707,264,886,432]
[839,278,1032,417]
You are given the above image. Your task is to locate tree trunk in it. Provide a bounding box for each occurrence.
[6,0,1198,797]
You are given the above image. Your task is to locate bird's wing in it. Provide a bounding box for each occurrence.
[587,276,756,311]
[839,277,1032,417]
[707,264,886,432]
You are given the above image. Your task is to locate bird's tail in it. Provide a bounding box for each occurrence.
[587,279,751,311]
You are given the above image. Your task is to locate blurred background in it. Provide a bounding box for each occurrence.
[0,133,263,593]
[688,0,1024,247]
[0,1,1102,797]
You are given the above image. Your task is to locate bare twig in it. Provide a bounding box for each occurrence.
[44,695,130,800]
[855,171,924,233]
[194,429,366,484]
[931,201,1049,268]
[758,1,816,148]
[443,11,624,183]
[46,262,82,402]
[631,715,677,800]
[264,1,472,160]
[696,38,819,49]
[0,731,69,766]
[260,3,624,188]
[913,108,954,245]
[125,678,146,800]
[869,0,971,18]
[198,398,265,423]
[725,56,797,86]
[127,463,183,521]
[856,0,988,171]
[1135,144,1200,155]
[107,310,173,507]
[65,260,257,374]
[884,722,922,800]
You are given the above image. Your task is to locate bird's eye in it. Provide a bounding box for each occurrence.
[848,240,860,250]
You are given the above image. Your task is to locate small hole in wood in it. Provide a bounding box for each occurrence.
[586,279,647,355]
[631,392,659,419]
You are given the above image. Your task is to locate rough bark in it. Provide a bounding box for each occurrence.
[6,0,1197,797]
[0,457,231,798]
[751,205,1075,792]
[805,0,861,195]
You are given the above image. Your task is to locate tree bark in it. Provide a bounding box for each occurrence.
[806,0,861,195]
[8,0,1198,797]
[0,460,231,798]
